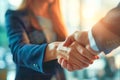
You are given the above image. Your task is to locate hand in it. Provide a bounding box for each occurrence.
[57,41,98,71]
[63,31,90,47]
[57,31,99,71]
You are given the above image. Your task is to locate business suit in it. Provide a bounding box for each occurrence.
[92,3,120,54]
[5,9,65,80]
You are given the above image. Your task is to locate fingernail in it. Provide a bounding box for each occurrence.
[90,60,93,64]
[97,56,99,59]
[95,56,99,59]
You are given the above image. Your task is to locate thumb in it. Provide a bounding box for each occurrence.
[63,35,75,47]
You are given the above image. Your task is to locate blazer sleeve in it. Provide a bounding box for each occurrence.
[91,3,120,54]
[5,10,49,73]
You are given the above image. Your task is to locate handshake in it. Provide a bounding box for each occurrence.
[56,23,120,71]
[56,4,120,71]
[56,31,99,71]
[45,4,120,71]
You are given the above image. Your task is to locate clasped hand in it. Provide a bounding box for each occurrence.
[57,31,99,71]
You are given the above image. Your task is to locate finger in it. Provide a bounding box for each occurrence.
[63,35,75,47]
[86,45,99,59]
[63,31,81,47]
[57,57,63,64]
[74,42,94,64]
[65,46,90,70]
[57,46,70,60]
[68,50,90,69]
[69,41,93,64]
[76,44,97,60]
[61,59,67,69]
[72,64,83,71]
[67,63,73,71]
[57,45,86,68]
[86,45,98,55]
[72,64,83,70]
[70,60,89,70]
[73,47,93,64]
[75,31,88,46]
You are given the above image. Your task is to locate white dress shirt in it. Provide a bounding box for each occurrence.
[88,28,99,53]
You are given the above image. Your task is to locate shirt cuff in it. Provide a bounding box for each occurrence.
[88,28,99,52]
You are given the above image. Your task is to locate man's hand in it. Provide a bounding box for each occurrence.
[57,31,99,71]
[63,31,89,47]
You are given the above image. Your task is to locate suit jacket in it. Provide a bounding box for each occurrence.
[5,9,65,80]
[92,3,120,53]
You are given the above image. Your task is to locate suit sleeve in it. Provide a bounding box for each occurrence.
[91,3,120,54]
[5,11,49,73]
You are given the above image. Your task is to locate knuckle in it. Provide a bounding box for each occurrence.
[80,49,85,55]
[67,52,73,61]
[68,49,73,55]
[68,69,73,72]
[83,59,89,64]
[71,42,76,46]
[67,56,70,62]
[88,60,92,64]
[91,56,95,60]
[84,64,89,67]
[66,35,71,40]
[88,55,94,60]
[78,67,82,70]
[71,41,78,47]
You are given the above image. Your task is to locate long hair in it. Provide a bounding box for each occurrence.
[48,0,68,40]
[18,0,68,41]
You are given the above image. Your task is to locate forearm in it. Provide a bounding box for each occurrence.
[91,4,120,54]
[92,20,120,54]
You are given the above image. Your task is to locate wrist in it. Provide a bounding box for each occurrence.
[92,23,120,53]
[88,28,99,52]
[44,42,60,62]
[92,21,113,53]
[92,24,104,52]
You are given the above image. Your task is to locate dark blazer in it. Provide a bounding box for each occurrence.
[5,9,65,80]
[92,3,120,53]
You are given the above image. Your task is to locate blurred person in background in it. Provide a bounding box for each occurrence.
[5,0,98,80]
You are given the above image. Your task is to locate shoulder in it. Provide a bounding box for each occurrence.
[5,9,28,20]
[5,9,30,27]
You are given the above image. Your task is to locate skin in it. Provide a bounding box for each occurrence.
[57,31,99,71]
[31,0,98,71]
[30,0,53,18]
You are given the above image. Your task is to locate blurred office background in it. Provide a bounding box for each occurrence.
[0,0,120,80]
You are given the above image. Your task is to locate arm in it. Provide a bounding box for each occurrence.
[92,4,120,54]
[5,10,60,73]
[44,42,60,62]
[57,3,120,71]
